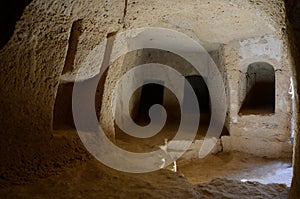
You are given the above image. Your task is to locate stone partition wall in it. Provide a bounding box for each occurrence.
[221,35,294,158]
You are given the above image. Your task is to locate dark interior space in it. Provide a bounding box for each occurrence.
[53,73,107,130]
[0,0,33,49]
[0,0,299,198]
[137,82,165,124]
[53,82,75,130]
[118,74,228,147]
[184,75,229,137]
[239,62,275,115]
[115,82,182,153]
[184,75,211,136]
[185,76,210,113]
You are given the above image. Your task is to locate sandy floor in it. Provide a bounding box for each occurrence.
[116,123,293,187]
[0,156,290,199]
[0,126,292,198]
[177,152,292,186]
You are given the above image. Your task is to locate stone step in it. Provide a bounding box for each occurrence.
[159,137,222,160]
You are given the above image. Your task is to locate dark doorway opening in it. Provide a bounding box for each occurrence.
[115,81,177,152]
[184,75,211,137]
[137,81,164,124]
[239,62,275,115]
[185,76,211,113]
[184,75,229,137]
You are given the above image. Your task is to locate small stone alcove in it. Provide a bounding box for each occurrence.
[239,62,275,115]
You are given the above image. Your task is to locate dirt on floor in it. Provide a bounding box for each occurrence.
[177,152,292,186]
[0,153,291,199]
[0,127,292,199]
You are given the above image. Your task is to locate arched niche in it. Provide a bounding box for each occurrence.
[239,62,275,115]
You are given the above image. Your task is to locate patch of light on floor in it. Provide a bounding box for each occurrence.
[239,163,293,186]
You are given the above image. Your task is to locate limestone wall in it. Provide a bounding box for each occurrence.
[221,35,294,158]
[0,0,296,186]
[0,0,124,184]
[286,0,300,197]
